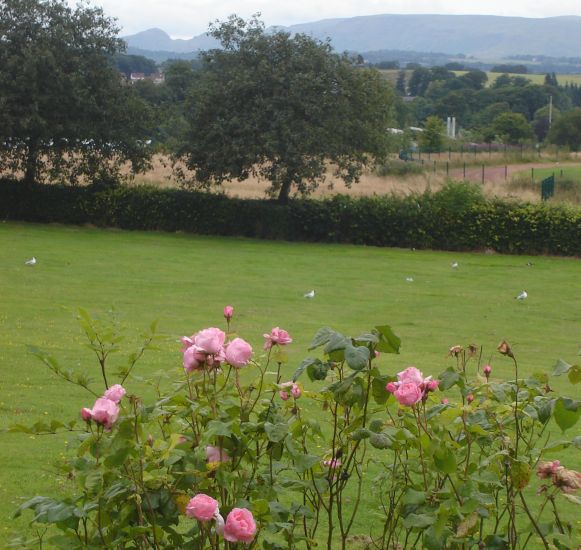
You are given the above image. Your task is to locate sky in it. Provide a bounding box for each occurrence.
[78,1,581,38]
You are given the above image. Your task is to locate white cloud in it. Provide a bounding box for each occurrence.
[80,0,581,37]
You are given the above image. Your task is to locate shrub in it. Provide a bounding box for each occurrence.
[11,308,581,548]
[2,180,581,255]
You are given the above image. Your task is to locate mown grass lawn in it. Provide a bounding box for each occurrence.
[1,222,580,546]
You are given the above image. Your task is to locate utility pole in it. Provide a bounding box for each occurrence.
[549,95,553,127]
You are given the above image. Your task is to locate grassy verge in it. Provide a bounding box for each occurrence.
[1,222,580,546]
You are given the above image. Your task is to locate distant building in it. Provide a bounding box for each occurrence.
[130,72,146,82]
[128,72,165,85]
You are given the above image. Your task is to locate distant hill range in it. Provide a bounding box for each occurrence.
[123,14,581,62]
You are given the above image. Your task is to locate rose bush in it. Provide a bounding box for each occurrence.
[12,309,581,549]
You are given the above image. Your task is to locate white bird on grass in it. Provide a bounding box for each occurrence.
[405,277,414,283]
[451,261,459,269]
[516,290,528,300]
[25,257,37,266]
[304,290,315,299]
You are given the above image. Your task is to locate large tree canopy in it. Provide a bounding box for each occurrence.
[0,0,152,184]
[178,16,395,202]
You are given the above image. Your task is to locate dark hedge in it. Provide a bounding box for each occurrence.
[1,179,580,256]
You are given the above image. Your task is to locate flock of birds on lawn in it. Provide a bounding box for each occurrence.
[24,256,530,301]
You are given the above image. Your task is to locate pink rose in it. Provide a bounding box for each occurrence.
[223,306,234,320]
[483,365,492,378]
[466,393,474,403]
[225,338,253,368]
[441,398,449,404]
[291,384,301,399]
[393,382,423,406]
[103,384,126,403]
[90,397,120,429]
[183,345,205,372]
[195,328,226,355]
[323,458,342,469]
[426,379,439,392]
[205,445,230,463]
[223,508,257,543]
[397,367,424,385]
[263,327,292,350]
[81,407,92,421]
[385,382,398,393]
[185,493,219,522]
[180,335,194,352]
[537,460,561,479]
[279,390,289,401]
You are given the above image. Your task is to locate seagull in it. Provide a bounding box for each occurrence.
[405,277,414,283]
[516,290,528,300]
[304,290,315,299]
[526,261,534,267]
[25,257,37,266]
[451,261,459,269]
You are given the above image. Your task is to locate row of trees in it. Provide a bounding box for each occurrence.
[0,1,395,202]
[2,0,581,201]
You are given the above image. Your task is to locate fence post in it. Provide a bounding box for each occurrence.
[463,163,466,179]
[433,160,437,173]
[505,165,508,180]
[531,167,534,184]
[448,147,451,160]
[446,161,449,177]
[481,165,485,184]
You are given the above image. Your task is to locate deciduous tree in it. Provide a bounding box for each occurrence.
[177,16,395,202]
[0,0,152,184]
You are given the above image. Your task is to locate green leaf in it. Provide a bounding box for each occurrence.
[403,488,426,505]
[308,327,335,350]
[568,365,581,385]
[324,332,348,361]
[293,357,317,381]
[353,332,379,345]
[84,470,103,493]
[374,325,401,354]
[438,367,463,390]
[307,361,330,381]
[372,375,394,405]
[264,422,288,443]
[351,428,371,441]
[293,454,321,473]
[205,420,233,438]
[510,460,531,490]
[369,419,384,433]
[433,445,457,474]
[554,397,581,432]
[562,494,581,505]
[369,432,393,449]
[483,535,509,549]
[344,344,370,371]
[553,359,572,376]
[402,513,436,529]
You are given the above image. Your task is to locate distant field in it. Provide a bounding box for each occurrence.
[1,222,580,546]
[379,68,581,87]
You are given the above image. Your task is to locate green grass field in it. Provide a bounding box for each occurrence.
[1,222,580,546]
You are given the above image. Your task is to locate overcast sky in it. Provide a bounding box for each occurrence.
[81,1,581,37]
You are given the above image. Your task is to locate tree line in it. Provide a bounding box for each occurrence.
[2,0,581,202]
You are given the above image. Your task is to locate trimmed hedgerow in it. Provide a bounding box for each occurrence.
[1,180,580,256]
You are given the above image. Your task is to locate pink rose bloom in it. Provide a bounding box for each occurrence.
[323,458,342,469]
[441,398,449,404]
[195,327,226,355]
[397,367,424,385]
[483,365,492,378]
[205,445,230,463]
[426,379,439,392]
[279,390,289,401]
[90,397,120,429]
[81,407,92,421]
[394,382,423,406]
[225,338,253,368]
[223,306,234,320]
[291,384,301,399]
[183,345,205,372]
[466,393,474,403]
[180,335,194,352]
[537,460,561,479]
[103,384,126,403]
[263,327,292,350]
[385,382,398,393]
[185,493,219,522]
[223,508,257,543]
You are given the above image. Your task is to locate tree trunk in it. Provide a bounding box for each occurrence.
[277,175,293,204]
[24,139,39,184]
